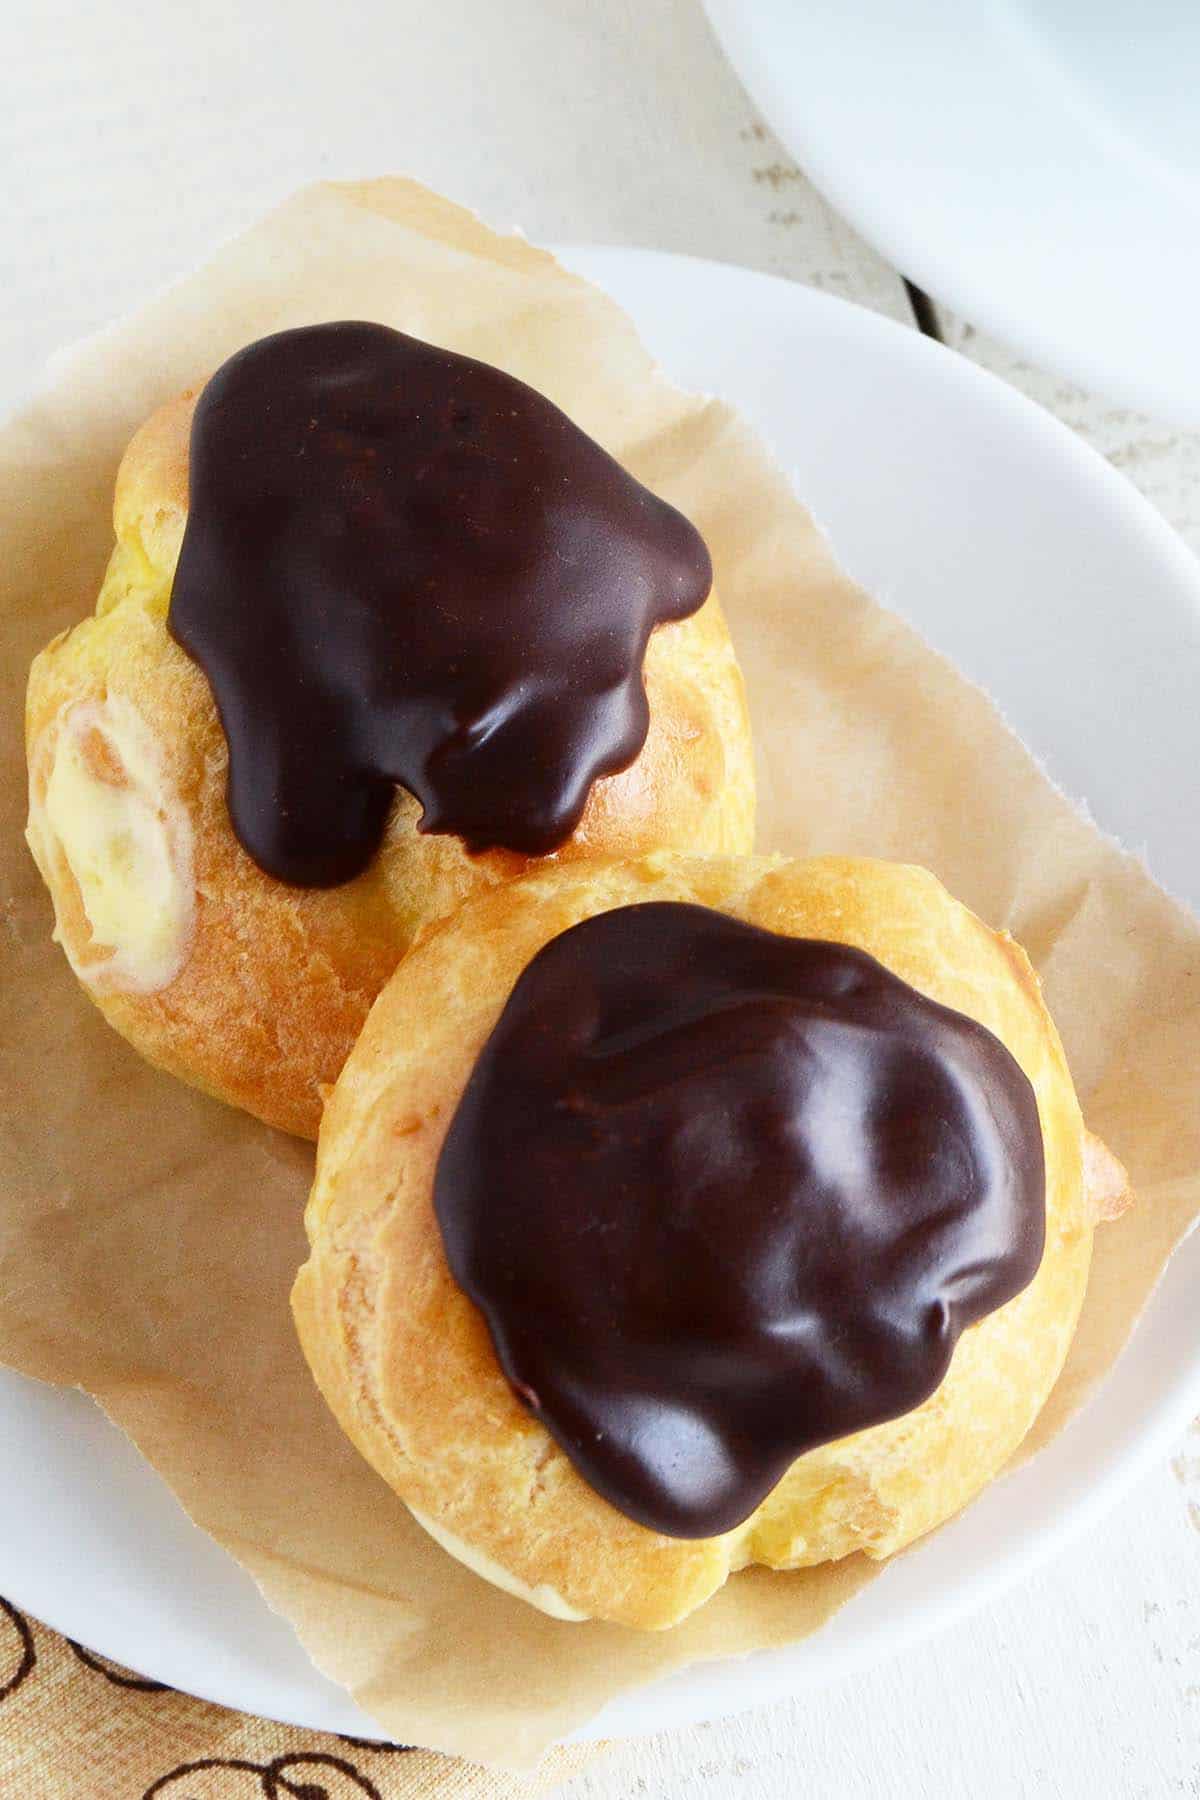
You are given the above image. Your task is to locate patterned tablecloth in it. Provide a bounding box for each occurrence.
[0,1599,591,1798]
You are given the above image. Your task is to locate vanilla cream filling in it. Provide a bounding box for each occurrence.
[406,1504,589,1622]
[30,697,195,994]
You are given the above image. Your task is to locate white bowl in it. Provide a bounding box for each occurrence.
[704,0,1200,425]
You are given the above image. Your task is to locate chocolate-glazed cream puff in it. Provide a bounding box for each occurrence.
[294,854,1130,1630]
[25,324,753,1136]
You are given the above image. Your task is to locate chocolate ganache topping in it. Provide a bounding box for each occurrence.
[434,903,1047,1538]
[169,322,712,887]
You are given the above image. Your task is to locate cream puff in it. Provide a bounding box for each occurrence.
[294,852,1129,1630]
[25,323,754,1136]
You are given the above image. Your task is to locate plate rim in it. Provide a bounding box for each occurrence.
[702,0,1200,427]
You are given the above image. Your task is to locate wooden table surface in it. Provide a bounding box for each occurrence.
[5,2,1199,1792]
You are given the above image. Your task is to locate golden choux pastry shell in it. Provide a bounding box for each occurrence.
[294,853,1127,1630]
[25,391,754,1137]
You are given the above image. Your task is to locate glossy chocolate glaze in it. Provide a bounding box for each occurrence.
[435,903,1047,1538]
[169,322,711,887]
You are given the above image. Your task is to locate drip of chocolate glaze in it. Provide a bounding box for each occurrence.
[168,322,712,887]
[434,903,1047,1539]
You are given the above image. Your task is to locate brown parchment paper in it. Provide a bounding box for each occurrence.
[1,179,1199,1769]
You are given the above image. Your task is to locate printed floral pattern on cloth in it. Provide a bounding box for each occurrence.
[0,1599,594,1797]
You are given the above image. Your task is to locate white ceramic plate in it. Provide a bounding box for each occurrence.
[704,0,1200,426]
[4,246,1200,1742]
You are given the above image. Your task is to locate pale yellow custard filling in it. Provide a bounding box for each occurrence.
[28,696,195,994]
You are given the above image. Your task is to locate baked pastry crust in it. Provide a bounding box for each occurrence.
[25,390,754,1138]
[294,853,1126,1630]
